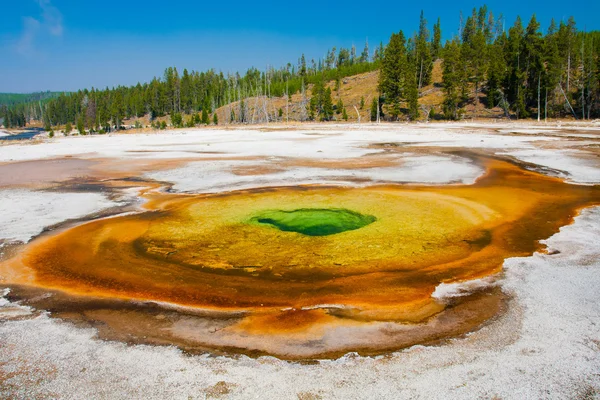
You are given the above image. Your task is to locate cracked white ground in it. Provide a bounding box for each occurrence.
[1,121,599,399]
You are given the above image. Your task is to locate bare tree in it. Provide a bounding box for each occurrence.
[353,105,361,124]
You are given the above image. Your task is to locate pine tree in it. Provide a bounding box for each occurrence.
[239,98,245,123]
[181,69,192,113]
[299,54,307,77]
[171,112,183,128]
[85,92,96,130]
[442,39,463,120]
[111,91,124,130]
[523,15,544,114]
[322,88,334,121]
[336,98,344,114]
[213,113,218,125]
[76,115,85,135]
[201,108,209,125]
[543,19,562,117]
[416,10,433,88]
[310,79,335,121]
[487,37,507,109]
[338,48,350,68]
[506,16,527,118]
[373,42,385,63]
[432,18,442,59]
[360,39,370,63]
[461,8,489,107]
[406,62,420,120]
[379,31,408,120]
[370,97,379,121]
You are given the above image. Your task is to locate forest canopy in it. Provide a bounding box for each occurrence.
[2,6,599,129]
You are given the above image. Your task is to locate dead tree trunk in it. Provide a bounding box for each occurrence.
[559,84,577,119]
[537,73,541,122]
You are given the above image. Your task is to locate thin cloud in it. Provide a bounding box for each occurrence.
[16,17,41,57]
[38,0,63,37]
[14,0,64,57]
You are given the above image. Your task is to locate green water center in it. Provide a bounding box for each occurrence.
[249,208,377,236]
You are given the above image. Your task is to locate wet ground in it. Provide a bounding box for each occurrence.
[1,152,599,359]
[0,123,599,397]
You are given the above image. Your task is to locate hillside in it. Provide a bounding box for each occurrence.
[214,70,380,124]
[213,60,506,124]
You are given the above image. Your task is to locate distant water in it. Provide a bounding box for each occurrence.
[0,128,45,141]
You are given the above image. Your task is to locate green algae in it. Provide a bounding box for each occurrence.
[249,208,377,236]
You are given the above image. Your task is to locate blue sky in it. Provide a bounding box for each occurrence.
[1,0,599,93]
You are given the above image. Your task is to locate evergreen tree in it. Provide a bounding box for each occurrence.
[360,39,370,63]
[309,80,334,121]
[487,36,507,109]
[370,97,379,121]
[171,112,183,128]
[77,115,85,135]
[416,10,433,88]
[86,96,97,130]
[322,88,334,121]
[406,61,420,120]
[432,18,442,59]
[239,98,246,123]
[506,17,528,118]
[338,48,351,69]
[213,113,218,125]
[373,42,385,63]
[201,108,209,125]
[543,19,562,117]
[461,7,489,107]
[111,91,124,129]
[299,54,307,77]
[336,98,344,114]
[523,15,544,113]
[442,39,463,119]
[379,31,408,120]
[181,69,192,114]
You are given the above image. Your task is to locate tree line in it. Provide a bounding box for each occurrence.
[377,6,599,121]
[2,6,599,129]
[439,6,599,120]
[1,42,378,130]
